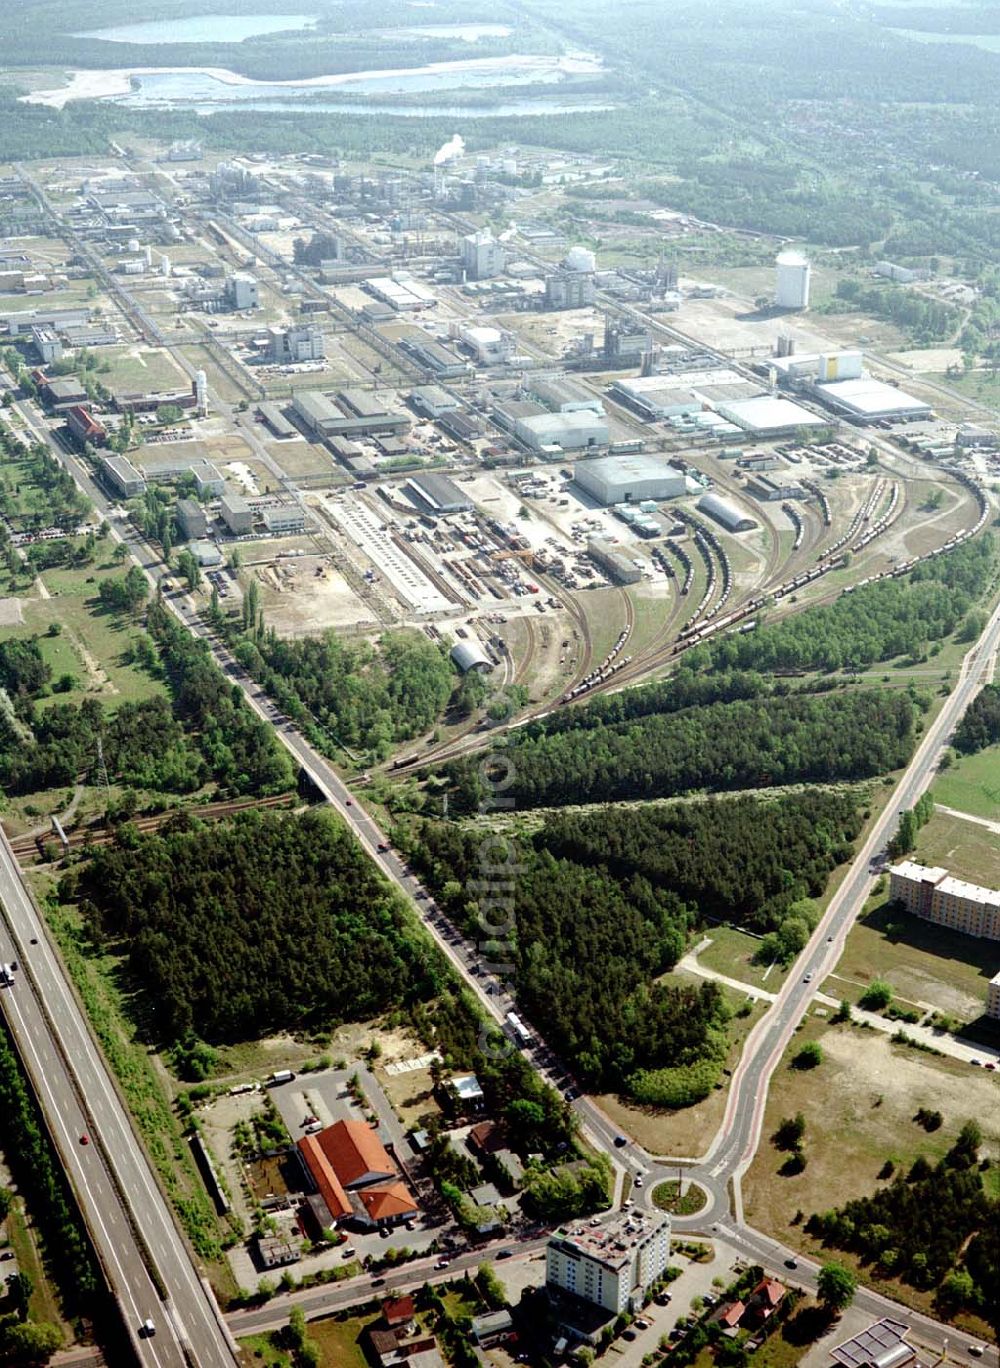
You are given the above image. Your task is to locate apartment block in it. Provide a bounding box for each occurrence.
[546,1211,671,1315]
[987,971,1000,1021]
[888,860,1000,940]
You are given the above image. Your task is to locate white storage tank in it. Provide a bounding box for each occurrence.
[775,250,811,310]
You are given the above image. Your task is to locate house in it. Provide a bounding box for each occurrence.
[471,1309,514,1347]
[714,1301,745,1335]
[367,1325,443,1368]
[742,1277,785,1327]
[446,1073,485,1112]
[383,1296,416,1329]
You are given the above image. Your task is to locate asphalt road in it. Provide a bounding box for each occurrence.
[0,837,236,1368]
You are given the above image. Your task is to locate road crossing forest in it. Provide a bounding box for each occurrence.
[404,788,864,1101]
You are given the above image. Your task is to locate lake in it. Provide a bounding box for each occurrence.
[24,50,606,111]
[75,13,317,45]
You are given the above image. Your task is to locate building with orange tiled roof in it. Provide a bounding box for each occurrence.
[297,1120,419,1230]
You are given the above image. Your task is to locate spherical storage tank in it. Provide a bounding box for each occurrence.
[775,250,811,310]
[564,245,597,274]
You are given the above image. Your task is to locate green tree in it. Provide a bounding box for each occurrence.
[817,1261,856,1312]
[793,1041,823,1069]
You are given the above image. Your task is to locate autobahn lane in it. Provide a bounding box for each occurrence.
[0,838,186,1368]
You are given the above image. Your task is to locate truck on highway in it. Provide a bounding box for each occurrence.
[0,964,15,987]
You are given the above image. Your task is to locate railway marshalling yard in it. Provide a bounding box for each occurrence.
[3,148,998,760]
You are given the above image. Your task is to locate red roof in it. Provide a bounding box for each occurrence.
[358,1182,418,1221]
[315,1119,396,1188]
[720,1302,745,1328]
[297,1134,351,1220]
[754,1279,786,1307]
[383,1295,415,1326]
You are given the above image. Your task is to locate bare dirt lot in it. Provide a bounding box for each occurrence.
[745,1015,1000,1237]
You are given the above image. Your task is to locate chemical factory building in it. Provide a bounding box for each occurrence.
[697,492,757,532]
[575,454,686,506]
[714,396,826,436]
[405,472,473,516]
[813,378,932,423]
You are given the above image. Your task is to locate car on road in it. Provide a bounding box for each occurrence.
[784,1258,797,1269]
[371,1277,385,1287]
[803,973,813,983]
[970,1058,982,1066]
[634,1176,643,1187]
[345,797,353,806]
[377,843,390,852]
[79,1134,89,1145]
[496,1248,513,1259]
[967,1347,983,1358]
[434,1259,450,1270]
[139,1319,156,1338]
[985,1062,996,1071]
[614,1134,628,1147]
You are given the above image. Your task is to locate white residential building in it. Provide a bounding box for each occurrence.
[888,861,1000,941]
[546,1211,671,1315]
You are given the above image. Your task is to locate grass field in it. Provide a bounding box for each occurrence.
[931,746,1000,822]
[0,554,167,712]
[826,893,999,1022]
[743,1013,1000,1330]
[309,1311,383,1368]
[696,927,789,993]
[914,808,1000,887]
[99,346,189,394]
[5,1200,70,1338]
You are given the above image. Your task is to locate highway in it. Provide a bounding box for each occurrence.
[0,399,240,1366]
[0,836,238,1368]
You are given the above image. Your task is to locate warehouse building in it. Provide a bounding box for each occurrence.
[100,454,146,499]
[220,492,254,535]
[587,538,641,584]
[259,403,298,439]
[293,389,409,439]
[450,640,494,674]
[812,377,932,424]
[176,497,208,540]
[713,395,827,437]
[516,409,608,454]
[263,504,306,534]
[399,336,467,378]
[529,375,604,415]
[405,472,473,516]
[746,474,806,502]
[574,454,686,506]
[697,492,757,532]
[410,385,460,419]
